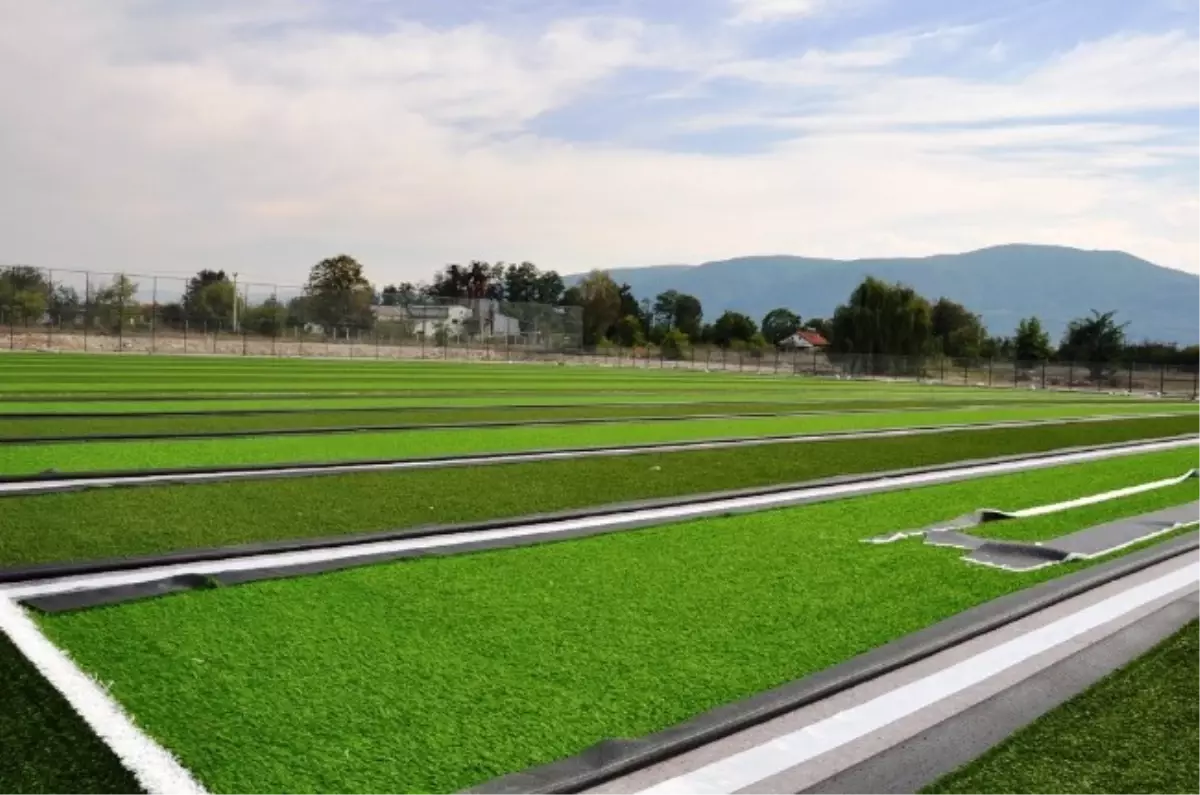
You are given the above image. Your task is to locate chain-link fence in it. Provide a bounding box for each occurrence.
[0,266,583,361]
[2,265,1196,397]
[562,345,1198,397]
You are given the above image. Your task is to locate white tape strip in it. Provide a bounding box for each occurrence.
[638,563,1200,794]
[0,597,207,794]
[4,437,1195,603]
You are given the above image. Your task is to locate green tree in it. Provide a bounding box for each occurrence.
[0,265,49,324]
[1013,316,1052,361]
[379,283,418,306]
[930,297,986,359]
[183,270,237,324]
[93,274,139,331]
[803,317,832,339]
[241,296,288,336]
[761,308,801,346]
[47,285,81,326]
[829,277,933,357]
[710,310,758,348]
[568,270,621,346]
[660,328,690,361]
[1058,310,1129,379]
[305,255,374,330]
[650,290,703,339]
[614,314,645,347]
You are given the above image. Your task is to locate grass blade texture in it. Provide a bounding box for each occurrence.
[1,417,1194,567]
[36,452,1198,793]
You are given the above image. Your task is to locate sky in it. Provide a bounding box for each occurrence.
[1,0,1197,289]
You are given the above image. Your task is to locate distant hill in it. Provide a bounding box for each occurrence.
[587,245,1199,344]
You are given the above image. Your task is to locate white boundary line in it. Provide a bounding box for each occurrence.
[0,412,1187,496]
[637,563,1200,794]
[0,597,207,794]
[5,437,1195,603]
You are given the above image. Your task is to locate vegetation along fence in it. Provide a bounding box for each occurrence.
[1,265,1195,397]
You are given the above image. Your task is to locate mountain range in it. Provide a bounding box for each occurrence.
[593,245,1199,344]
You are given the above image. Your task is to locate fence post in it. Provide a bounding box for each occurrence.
[46,268,54,349]
[939,357,945,383]
[1127,362,1133,393]
[117,273,124,353]
[83,272,90,351]
[1013,358,1018,388]
[242,325,248,357]
[963,360,968,385]
[1041,360,1046,390]
[1158,365,1165,395]
[987,357,993,387]
[150,276,158,354]
[1067,361,1074,392]
[1193,368,1198,400]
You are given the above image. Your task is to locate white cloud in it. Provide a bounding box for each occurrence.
[728,0,825,24]
[0,1,1195,290]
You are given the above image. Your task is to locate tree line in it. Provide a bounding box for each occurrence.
[2,258,1197,370]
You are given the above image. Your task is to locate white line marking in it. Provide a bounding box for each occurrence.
[638,563,1200,794]
[0,597,207,794]
[0,413,1184,495]
[4,438,1195,602]
[863,467,1198,544]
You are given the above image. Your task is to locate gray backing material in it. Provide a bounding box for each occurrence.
[802,593,1200,794]
[2,418,1191,498]
[465,533,1198,794]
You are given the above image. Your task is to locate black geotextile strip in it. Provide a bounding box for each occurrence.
[0,407,920,445]
[464,532,1200,794]
[4,437,1195,586]
[0,415,1183,494]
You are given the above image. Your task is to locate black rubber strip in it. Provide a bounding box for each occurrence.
[465,532,1200,794]
[0,439,1180,585]
[1,416,1183,495]
[802,594,1200,794]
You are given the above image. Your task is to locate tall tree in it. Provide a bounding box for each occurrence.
[1012,316,1052,361]
[93,274,139,331]
[568,270,621,346]
[1058,310,1128,378]
[0,265,49,322]
[761,308,801,346]
[829,277,933,357]
[930,297,986,359]
[304,254,374,330]
[183,270,236,324]
[379,282,418,306]
[710,310,758,347]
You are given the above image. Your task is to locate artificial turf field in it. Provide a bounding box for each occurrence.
[0,352,1197,793]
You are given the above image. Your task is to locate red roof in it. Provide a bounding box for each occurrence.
[797,330,829,347]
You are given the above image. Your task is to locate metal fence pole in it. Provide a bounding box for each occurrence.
[151,276,158,354]
[1068,361,1074,392]
[987,357,993,387]
[46,268,54,349]
[1041,360,1046,390]
[117,273,124,353]
[1159,365,1165,395]
[1127,362,1133,393]
[1192,368,1198,400]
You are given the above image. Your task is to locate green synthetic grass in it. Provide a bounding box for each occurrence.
[976,478,1199,542]
[35,452,1200,794]
[0,398,1117,440]
[2,405,1186,475]
[1,416,1194,567]
[927,620,1200,794]
[0,633,141,794]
